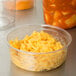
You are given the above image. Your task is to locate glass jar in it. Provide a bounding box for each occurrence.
[43,0,76,29]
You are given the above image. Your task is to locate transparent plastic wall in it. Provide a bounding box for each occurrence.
[0,0,15,30]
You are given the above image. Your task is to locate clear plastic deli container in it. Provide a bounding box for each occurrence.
[7,25,72,72]
[0,0,15,30]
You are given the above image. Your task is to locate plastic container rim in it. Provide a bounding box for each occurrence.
[7,24,72,55]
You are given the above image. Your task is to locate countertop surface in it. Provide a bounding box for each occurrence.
[0,0,76,76]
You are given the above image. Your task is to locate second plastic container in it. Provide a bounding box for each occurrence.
[0,0,15,30]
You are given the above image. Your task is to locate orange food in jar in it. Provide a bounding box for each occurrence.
[5,0,34,10]
[43,0,76,29]
[16,0,34,10]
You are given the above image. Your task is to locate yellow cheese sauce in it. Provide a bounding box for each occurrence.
[9,31,67,71]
